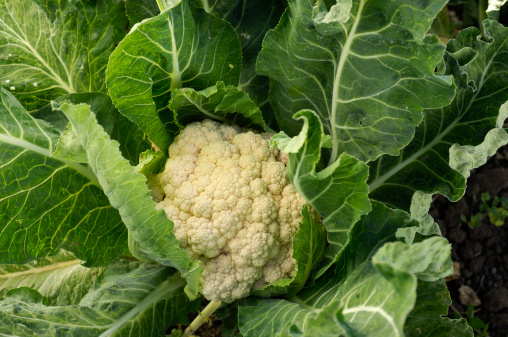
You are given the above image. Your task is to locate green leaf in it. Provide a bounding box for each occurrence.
[239,202,452,337]
[0,88,126,266]
[106,0,242,151]
[251,205,326,297]
[52,123,89,164]
[189,0,239,17]
[372,237,453,282]
[404,280,473,337]
[396,218,442,245]
[0,0,127,112]
[450,125,508,179]
[34,93,152,166]
[393,192,442,244]
[190,0,285,129]
[487,0,508,20]
[226,0,285,129]
[52,100,201,294]
[125,0,161,25]
[136,150,168,175]
[271,109,371,277]
[257,0,455,163]
[0,260,201,336]
[0,250,100,306]
[169,81,266,132]
[369,20,508,212]
[216,303,243,337]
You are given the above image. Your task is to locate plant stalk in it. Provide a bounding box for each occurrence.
[156,0,168,12]
[201,0,210,13]
[182,300,222,337]
[479,0,488,32]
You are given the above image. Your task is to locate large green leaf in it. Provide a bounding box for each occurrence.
[251,205,326,297]
[126,0,242,28]
[0,88,126,266]
[272,110,371,276]
[144,0,284,129]
[372,237,452,282]
[189,0,239,17]
[53,100,201,294]
[404,280,473,337]
[238,202,456,337]
[106,0,242,151]
[136,150,168,175]
[222,0,285,129]
[125,0,161,25]
[257,0,455,163]
[169,81,266,131]
[0,260,201,336]
[368,20,508,212]
[0,250,99,306]
[0,0,127,112]
[34,93,152,166]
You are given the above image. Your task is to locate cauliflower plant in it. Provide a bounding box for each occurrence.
[149,119,308,303]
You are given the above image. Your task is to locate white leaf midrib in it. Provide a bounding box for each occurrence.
[168,11,182,90]
[201,0,210,12]
[0,259,80,279]
[329,0,365,165]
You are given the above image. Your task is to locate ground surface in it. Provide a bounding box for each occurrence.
[431,146,508,337]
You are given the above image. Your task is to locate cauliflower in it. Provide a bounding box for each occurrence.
[150,119,307,303]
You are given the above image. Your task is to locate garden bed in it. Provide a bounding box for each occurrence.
[432,146,508,337]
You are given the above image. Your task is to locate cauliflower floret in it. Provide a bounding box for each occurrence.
[253,244,295,290]
[159,154,195,199]
[278,185,308,245]
[228,222,280,268]
[262,161,287,195]
[200,254,260,302]
[154,119,308,303]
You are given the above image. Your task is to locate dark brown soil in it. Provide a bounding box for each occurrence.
[431,146,508,337]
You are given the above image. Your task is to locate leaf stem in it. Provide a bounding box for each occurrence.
[183,300,222,337]
[328,0,366,166]
[156,0,166,12]
[479,0,488,30]
[201,0,210,12]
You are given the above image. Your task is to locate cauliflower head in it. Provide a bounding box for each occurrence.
[150,119,307,303]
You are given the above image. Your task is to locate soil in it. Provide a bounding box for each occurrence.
[431,146,508,337]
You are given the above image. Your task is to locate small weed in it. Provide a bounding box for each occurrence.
[461,193,508,228]
[453,304,489,337]
[467,304,490,337]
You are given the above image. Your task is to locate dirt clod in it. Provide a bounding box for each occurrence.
[490,313,508,331]
[469,256,486,274]
[484,287,508,313]
[459,285,482,307]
